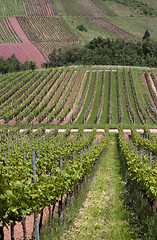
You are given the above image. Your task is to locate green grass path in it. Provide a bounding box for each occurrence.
[62,134,134,240]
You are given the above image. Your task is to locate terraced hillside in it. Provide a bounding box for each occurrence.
[0,66,156,128]
[1,0,157,66]
[17,16,79,61]
[0,0,78,66]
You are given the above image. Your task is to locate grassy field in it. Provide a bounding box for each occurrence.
[107,16,157,41]
[53,0,157,43]
[0,0,25,17]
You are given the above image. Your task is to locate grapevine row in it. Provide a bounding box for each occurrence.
[15,69,58,122]
[84,70,98,123]
[22,0,55,16]
[4,69,54,123]
[0,128,109,238]
[0,18,22,43]
[0,71,43,113]
[37,70,74,123]
[58,71,85,123]
[0,71,36,106]
[116,68,123,124]
[145,71,157,108]
[71,71,91,123]
[28,69,69,123]
[150,72,157,92]
[95,68,105,124]
[119,127,157,202]
[131,127,157,155]
[108,68,112,124]
[123,68,135,123]
[144,94,157,123]
[0,71,29,98]
[49,71,79,123]
[129,70,147,124]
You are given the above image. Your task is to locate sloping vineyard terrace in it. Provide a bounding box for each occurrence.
[37,70,72,124]
[144,72,157,108]
[0,18,22,44]
[29,69,69,124]
[58,70,84,124]
[17,16,79,61]
[22,0,55,16]
[0,44,46,67]
[0,67,157,127]
[0,71,45,119]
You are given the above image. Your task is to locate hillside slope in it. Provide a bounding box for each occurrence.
[54,0,157,43]
[0,0,78,66]
[0,66,156,128]
[1,0,157,67]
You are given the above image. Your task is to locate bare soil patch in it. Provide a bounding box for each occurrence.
[92,19,138,40]
[76,0,106,18]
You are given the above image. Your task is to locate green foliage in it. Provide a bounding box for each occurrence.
[110,0,157,17]
[48,36,157,68]
[29,61,37,71]
[0,55,37,74]
[0,128,109,226]
[0,0,25,17]
[119,127,157,200]
[143,29,150,40]
[76,24,87,32]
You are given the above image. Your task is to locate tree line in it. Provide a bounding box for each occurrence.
[46,36,157,68]
[0,54,36,74]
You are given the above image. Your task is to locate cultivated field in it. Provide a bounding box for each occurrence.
[0,66,156,128]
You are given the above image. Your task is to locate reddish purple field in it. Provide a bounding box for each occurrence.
[8,17,31,44]
[0,43,46,67]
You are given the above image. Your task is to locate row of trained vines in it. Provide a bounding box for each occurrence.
[17,16,79,61]
[0,18,22,44]
[119,126,157,211]
[0,127,109,239]
[0,67,157,127]
[22,0,56,16]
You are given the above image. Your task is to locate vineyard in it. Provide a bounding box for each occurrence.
[17,16,79,61]
[0,0,78,66]
[0,66,156,128]
[0,62,157,239]
[0,127,109,238]
[1,124,157,239]
[22,0,56,16]
[1,0,157,239]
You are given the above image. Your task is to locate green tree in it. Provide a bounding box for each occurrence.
[29,61,37,71]
[143,29,150,40]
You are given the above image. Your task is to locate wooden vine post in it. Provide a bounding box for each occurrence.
[32,151,39,240]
